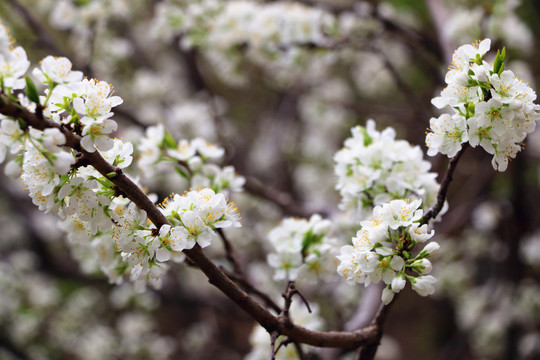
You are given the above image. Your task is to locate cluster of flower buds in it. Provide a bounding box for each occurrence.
[426,39,540,171]
[337,199,440,304]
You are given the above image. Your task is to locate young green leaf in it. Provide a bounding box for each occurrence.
[25,76,40,105]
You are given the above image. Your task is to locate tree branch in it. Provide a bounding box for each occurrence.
[224,270,281,313]
[244,176,317,218]
[0,94,379,349]
[422,144,469,225]
[217,228,244,276]
[356,293,399,360]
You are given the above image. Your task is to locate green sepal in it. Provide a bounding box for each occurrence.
[416,250,428,260]
[170,210,181,221]
[25,76,40,105]
[113,155,123,167]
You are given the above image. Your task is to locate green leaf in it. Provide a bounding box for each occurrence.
[162,130,177,149]
[360,126,373,147]
[498,62,504,76]
[174,166,190,179]
[493,47,506,76]
[25,76,40,105]
[493,49,502,74]
[301,229,324,255]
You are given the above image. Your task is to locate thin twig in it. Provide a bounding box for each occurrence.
[273,282,307,359]
[244,177,315,218]
[223,270,281,312]
[281,281,296,318]
[217,228,244,276]
[269,331,280,360]
[282,281,312,315]
[369,46,430,121]
[422,144,469,225]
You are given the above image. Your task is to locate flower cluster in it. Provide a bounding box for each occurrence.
[151,0,343,87]
[334,119,440,220]
[0,23,30,91]
[33,55,123,153]
[158,187,242,253]
[60,187,241,293]
[0,24,150,288]
[153,0,336,50]
[337,199,440,304]
[266,214,337,283]
[426,39,540,171]
[138,124,245,195]
[0,23,242,292]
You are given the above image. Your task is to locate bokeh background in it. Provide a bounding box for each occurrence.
[1,0,540,359]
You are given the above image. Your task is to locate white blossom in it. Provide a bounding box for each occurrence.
[337,199,438,303]
[427,38,540,171]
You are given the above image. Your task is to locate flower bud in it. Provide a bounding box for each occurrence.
[412,258,432,275]
[382,287,395,305]
[423,242,440,255]
[391,275,406,293]
[411,275,437,296]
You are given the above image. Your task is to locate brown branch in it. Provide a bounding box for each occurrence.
[356,293,399,360]
[217,228,284,313]
[285,282,312,314]
[269,331,280,360]
[244,176,316,218]
[0,94,379,349]
[272,282,307,359]
[368,46,430,121]
[281,281,296,318]
[224,271,281,313]
[217,228,244,276]
[422,144,469,225]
